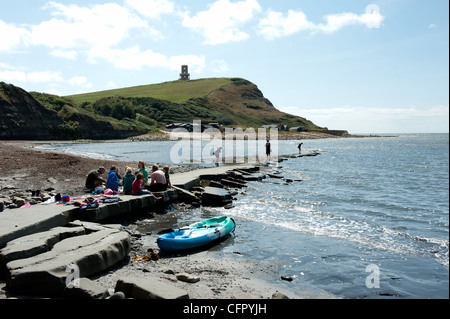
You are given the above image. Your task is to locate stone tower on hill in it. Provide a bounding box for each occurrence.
[179,65,190,80]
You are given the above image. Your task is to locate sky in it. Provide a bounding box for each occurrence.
[0,0,448,134]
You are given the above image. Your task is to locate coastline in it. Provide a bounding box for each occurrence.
[0,139,336,299]
[0,130,352,195]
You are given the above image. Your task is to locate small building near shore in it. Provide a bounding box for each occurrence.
[289,127,304,132]
[165,122,223,133]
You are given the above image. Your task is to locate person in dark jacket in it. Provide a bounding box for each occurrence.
[85,166,106,191]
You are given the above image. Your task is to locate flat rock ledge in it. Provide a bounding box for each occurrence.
[4,227,130,296]
[0,226,86,272]
[115,277,189,299]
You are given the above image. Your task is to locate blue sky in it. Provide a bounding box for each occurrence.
[0,0,448,133]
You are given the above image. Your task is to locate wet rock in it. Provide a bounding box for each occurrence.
[108,291,126,299]
[268,174,283,179]
[63,278,108,299]
[176,273,200,283]
[208,181,224,188]
[47,177,57,184]
[172,186,198,204]
[201,187,232,207]
[1,185,16,190]
[220,179,246,188]
[12,197,26,207]
[280,275,293,282]
[240,174,265,181]
[272,291,290,299]
[162,269,175,275]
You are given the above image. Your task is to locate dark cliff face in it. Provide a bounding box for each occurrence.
[0,82,140,140]
[0,82,65,139]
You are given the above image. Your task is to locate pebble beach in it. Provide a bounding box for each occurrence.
[0,139,317,300]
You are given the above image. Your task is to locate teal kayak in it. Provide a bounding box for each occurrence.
[157,216,236,252]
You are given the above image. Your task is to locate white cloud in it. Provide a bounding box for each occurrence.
[31,2,149,49]
[211,60,230,73]
[258,4,384,40]
[182,0,262,45]
[88,45,206,72]
[0,19,30,52]
[257,10,314,39]
[0,63,22,71]
[319,4,384,33]
[126,0,175,19]
[281,105,449,134]
[50,49,78,60]
[0,66,93,89]
[0,70,63,83]
[107,81,117,88]
[68,76,93,88]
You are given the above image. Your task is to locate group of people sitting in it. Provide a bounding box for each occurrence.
[85,161,172,197]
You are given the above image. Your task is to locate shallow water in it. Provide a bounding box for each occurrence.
[218,134,449,298]
[45,134,449,298]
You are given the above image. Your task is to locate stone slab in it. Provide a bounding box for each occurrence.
[63,277,108,299]
[172,186,198,203]
[0,203,77,249]
[220,179,247,188]
[6,228,131,296]
[0,226,85,272]
[115,277,189,299]
[171,164,254,190]
[79,195,156,222]
[201,186,232,207]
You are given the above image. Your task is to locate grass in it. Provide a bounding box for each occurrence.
[67,78,232,105]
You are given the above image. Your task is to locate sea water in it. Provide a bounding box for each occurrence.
[219,134,448,299]
[43,134,449,298]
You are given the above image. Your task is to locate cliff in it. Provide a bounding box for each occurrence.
[0,82,140,140]
[0,82,64,140]
[66,78,322,130]
[1,78,325,140]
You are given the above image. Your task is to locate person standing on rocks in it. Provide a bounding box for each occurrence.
[213,147,222,167]
[297,142,303,154]
[265,140,271,161]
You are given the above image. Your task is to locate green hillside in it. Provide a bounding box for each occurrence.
[2,78,328,140]
[67,78,231,104]
[63,77,324,131]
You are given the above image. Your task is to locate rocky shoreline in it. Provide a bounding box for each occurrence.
[1,140,325,300]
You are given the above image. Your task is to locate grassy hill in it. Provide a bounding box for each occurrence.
[68,78,231,104]
[2,78,327,140]
[63,78,324,131]
[0,77,332,140]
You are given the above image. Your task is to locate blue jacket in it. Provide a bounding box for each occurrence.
[106,170,121,190]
